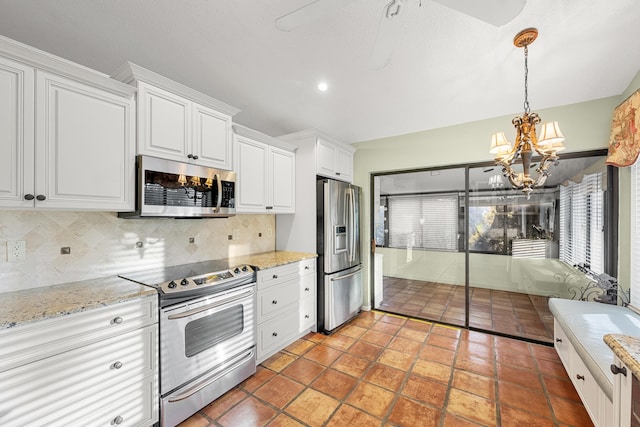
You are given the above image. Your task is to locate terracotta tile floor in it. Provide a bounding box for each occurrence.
[378,277,555,343]
[178,311,592,427]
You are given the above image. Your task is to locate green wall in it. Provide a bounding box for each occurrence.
[353,95,628,308]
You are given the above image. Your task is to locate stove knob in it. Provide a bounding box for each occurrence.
[168,281,177,289]
[242,266,248,272]
[233,268,240,274]
[180,279,189,286]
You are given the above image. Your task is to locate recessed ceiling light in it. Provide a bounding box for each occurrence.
[317,81,328,91]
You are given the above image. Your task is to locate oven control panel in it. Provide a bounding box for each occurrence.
[158,265,255,295]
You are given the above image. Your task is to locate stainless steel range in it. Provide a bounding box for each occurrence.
[119,260,257,427]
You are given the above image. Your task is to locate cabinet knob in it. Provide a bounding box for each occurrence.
[36,194,46,201]
[611,364,628,376]
[112,361,123,370]
[555,338,562,343]
[266,206,273,210]
[112,415,124,425]
[272,332,278,337]
[576,374,585,381]
[304,287,310,292]
[336,172,341,176]
[305,314,310,319]
[304,266,310,270]
[111,317,123,325]
[273,274,278,279]
[24,194,35,200]
[272,300,278,305]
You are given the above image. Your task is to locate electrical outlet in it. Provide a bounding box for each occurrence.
[6,240,26,262]
[267,227,274,237]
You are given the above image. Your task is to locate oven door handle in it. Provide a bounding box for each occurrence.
[167,348,255,402]
[167,289,253,320]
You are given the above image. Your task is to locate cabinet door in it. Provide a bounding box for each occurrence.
[613,356,632,427]
[234,136,268,213]
[138,81,191,160]
[193,103,232,170]
[269,147,295,213]
[316,138,337,178]
[0,57,34,208]
[336,145,353,182]
[35,71,134,210]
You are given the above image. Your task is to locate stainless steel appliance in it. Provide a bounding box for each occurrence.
[119,155,236,218]
[317,178,362,333]
[119,260,256,427]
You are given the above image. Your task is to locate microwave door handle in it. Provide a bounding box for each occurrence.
[213,173,222,213]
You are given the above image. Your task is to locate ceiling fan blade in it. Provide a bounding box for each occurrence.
[432,0,526,26]
[275,0,358,31]
[370,0,409,69]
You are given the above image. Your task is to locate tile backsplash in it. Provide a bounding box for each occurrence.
[0,211,275,293]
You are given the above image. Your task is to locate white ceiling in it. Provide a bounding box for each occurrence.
[1,0,639,143]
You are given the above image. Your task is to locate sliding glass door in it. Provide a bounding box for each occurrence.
[371,151,615,343]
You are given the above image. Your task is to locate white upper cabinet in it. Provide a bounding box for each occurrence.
[112,62,238,170]
[316,137,354,182]
[233,126,296,214]
[0,36,136,211]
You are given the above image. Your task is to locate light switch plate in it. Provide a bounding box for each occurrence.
[7,240,26,262]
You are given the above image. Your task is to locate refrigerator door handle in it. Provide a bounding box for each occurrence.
[330,270,360,281]
[347,187,355,263]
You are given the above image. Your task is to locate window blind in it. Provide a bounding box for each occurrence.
[387,194,458,250]
[559,172,604,273]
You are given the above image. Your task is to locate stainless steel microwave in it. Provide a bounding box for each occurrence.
[119,155,235,218]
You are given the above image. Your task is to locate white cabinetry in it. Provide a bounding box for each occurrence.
[612,356,632,427]
[554,319,613,427]
[316,137,354,183]
[0,295,158,426]
[256,258,316,363]
[0,37,135,211]
[233,125,296,214]
[112,62,239,170]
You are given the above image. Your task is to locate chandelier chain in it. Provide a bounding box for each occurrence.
[523,44,530,113]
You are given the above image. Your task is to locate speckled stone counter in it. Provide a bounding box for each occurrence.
[225,251,317,270]
[605,334,640,377]
[0,276,156,330]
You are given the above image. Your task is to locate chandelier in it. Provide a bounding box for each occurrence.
[489,28,566,199]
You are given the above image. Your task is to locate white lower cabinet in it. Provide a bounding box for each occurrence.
[0,295,158,426]
[256,258,316,363]
[554,319,613,427]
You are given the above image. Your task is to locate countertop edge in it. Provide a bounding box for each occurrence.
[604,333,640,378]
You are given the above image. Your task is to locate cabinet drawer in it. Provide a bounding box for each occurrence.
[299,273,315,298]
[569,346,600,423]
[258,309,299,358]
[299,296,316,332]
[0,295,157,372]
[38,373,156,427]
[258,279,299,321]
[258,259,316,289]
[0,324,157,425]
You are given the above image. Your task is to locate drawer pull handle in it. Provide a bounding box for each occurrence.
[112,361,123,370]
[272,300,278,305]
[111,317,123,325]
[576,374,585,381]
[273,274,278,279]
[305,314,310,319]
[555,338,562,343]
[611,364,628,376]
[304,266,309,270]
[24,194,35,200]
[112,415,124,425]
[272,332,278,337]
[305,287,310,291]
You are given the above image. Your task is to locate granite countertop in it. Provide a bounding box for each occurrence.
[604,334,640,377]
[224,250,317,270]
[0,276,156,331]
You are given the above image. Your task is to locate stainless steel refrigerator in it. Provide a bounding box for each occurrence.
[317,178,362,333]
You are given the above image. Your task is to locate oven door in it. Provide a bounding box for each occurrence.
[160,283,255,395]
